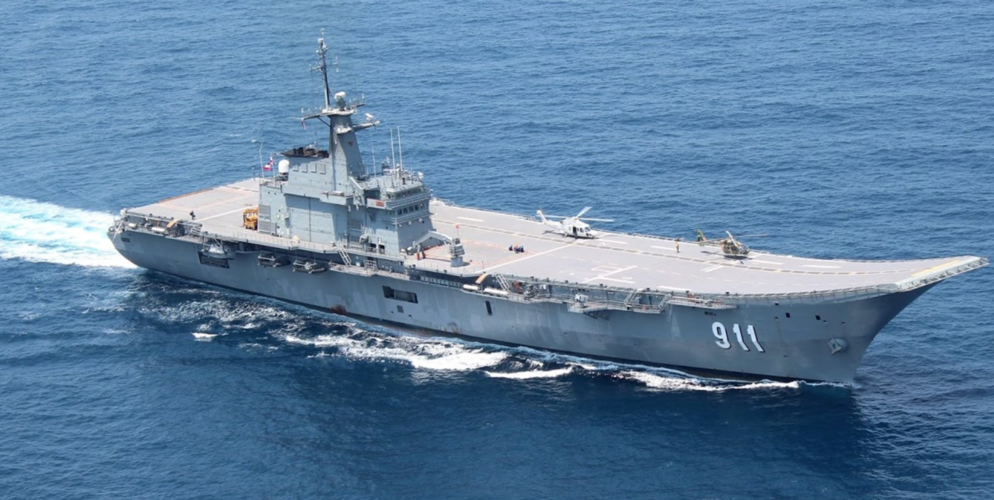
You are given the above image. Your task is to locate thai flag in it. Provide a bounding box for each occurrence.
[264,156,274,171]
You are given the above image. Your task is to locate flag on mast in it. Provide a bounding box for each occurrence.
[264,156,274,171]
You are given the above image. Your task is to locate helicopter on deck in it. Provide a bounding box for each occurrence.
[537,207,614,239]
[695,229,756,259]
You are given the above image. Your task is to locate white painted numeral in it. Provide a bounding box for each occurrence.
[712,322,764,353]
[746,325,765,352]
[712,322,731,349]
[733,324,750,351]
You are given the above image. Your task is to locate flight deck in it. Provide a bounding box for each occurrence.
[129,178,984,297]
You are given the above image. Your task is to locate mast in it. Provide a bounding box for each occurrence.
[298,32,377,178]
[397,127,404,171]
[390,128,396,167]
[316,34,332,111]
[316,33,335,152]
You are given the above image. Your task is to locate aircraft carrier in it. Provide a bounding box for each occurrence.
[107,38,987,384]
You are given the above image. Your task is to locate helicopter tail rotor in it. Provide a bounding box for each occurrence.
[695,229,708,246]
[536,209,548,224]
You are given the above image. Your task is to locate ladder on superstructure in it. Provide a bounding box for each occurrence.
[338,248,352,266]
[623,288,641,307]
[186,222,203,239]
[494,274,512,292]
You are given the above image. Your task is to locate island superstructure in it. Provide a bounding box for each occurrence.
[107,38,987,383]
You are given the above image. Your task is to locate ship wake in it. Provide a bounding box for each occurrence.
[137,287,813,393]
[286,331,508,373]
[0,195,135,268]
[280,323,805,392]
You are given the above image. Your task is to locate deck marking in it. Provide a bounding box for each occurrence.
[803,264,840,269]
[481,242,575,273]
[702,265,724,273]
[584,265,637,283]
[598,239,628,245]
[911,259,966,278]
[751,259,782,265]
[456,216,484,222]
[601,277,636,284]
[160,190,255,212]
[591,265,623,273]
[656,285,686,291]
[196,204,257,223]
[650,245,676,252]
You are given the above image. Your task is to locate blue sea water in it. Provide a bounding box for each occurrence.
[1,0,992,498]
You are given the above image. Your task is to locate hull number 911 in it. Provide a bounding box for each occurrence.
[712,322,765,352]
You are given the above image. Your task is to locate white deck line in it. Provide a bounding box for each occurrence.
[481,242,576,273]
[583,265,637,283]
[197,205,255,223]
[601,277,636,284]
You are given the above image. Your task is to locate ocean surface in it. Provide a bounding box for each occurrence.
[1,0,992,498]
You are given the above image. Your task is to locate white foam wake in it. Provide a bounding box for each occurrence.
[285,333,507,372]
[485,367,574,379]
[282,328,805,391]
[622,371,801,392]
[0,195,135,268]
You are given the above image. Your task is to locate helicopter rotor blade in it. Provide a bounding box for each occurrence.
[576,206,592,218]
[580,218,615,222]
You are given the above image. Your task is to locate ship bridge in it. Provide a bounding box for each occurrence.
[243,36,439,255]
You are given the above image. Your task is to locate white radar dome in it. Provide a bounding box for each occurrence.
[278,159,290,174]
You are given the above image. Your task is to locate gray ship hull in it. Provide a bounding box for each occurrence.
[105,40,987,385]
[111,229,932,383]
